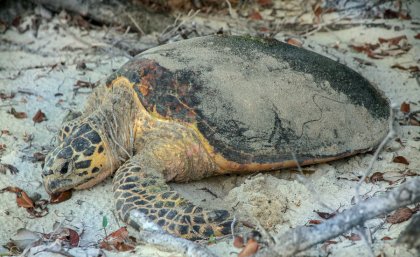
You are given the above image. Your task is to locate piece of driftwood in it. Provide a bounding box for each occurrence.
[255,177,420,257]
[29,0,174,34]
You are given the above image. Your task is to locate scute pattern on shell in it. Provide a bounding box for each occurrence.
[107,59,199,122]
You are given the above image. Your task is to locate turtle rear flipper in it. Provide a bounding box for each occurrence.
[112,140,233,240]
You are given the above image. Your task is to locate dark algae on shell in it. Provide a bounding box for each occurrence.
[107,35,390,165]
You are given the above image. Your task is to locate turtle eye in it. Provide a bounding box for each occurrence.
[59,162,69,174]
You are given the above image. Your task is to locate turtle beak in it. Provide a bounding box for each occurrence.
[44,177,74,194]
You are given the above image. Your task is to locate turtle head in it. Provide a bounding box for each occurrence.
[42,121,112,194]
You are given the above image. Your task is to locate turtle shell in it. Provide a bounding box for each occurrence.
[107,35,390,166]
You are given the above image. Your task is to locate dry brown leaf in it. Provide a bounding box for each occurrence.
[393,156,409,165]
[9,107,27,119]
[350,43,385,59]
[312,3,323,19]
[286,38,303,47]
[32,110,47,123]
[43,226,80,247]
[370,172,384,183]
[0,163,19,174]
[415,33,420,40]
[381,236,392,240]
[386,207,413,224]
[63,228,80,247]
[238,239,259,257]
[249,10,263,20]
[400,102,410,113]
[309,219,322,225]
[315,210,336,219]
[16,191,35,208]
[1,187,34,208]
[0,92,16,99]
[49,190,72,204]
[391,64,420,73]
[100,227,136,252]
[33,152,46,162]
[350,43,380,53]
[378,35,407,46]
[233,236,244,248]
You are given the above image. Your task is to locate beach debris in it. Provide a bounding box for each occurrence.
[99,227,136,252]
[393,156,409,165]
[49,190,73,204]
[0,186,49,217]
[350,35,411,59]
[386,207,414,224]
[8,107,27,119]
[32,110,47,123]
[0,163,19,174]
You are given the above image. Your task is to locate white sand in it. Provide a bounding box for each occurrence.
[0,6,419,257]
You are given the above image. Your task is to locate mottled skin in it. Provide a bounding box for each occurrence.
[43,77,232,239]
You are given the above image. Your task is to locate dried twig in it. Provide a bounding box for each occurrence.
[158,10,201,44]
[30,0,172,34]
[124,11,145,36]
[355,107,395,204]
[224,0,237,19]
[129,210,218,257]
[255,177,420,257]
[350,107,396,256]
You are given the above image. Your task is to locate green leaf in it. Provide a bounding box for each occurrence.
[102,216,108,228]
[208,235,216,244]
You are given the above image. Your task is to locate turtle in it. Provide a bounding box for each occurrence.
[42,35,390,240]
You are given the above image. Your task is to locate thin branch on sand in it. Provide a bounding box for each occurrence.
[137,230,218,257]
[255,177,420,257]
[129,210,218,257]
[351,106,396,256]
[355,107,396,204]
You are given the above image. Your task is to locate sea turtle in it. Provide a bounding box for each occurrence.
[42,35,390,240]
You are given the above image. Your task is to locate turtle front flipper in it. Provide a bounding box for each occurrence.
[112,156,233,240]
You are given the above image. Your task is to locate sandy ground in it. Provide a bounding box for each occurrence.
[0,2,420,257]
